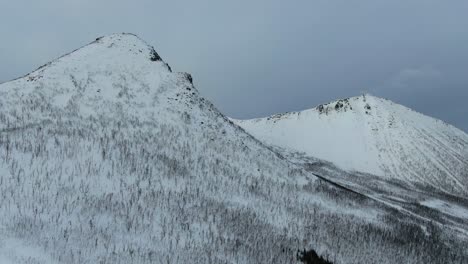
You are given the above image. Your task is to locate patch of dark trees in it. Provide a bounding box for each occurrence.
[297,249,333,264]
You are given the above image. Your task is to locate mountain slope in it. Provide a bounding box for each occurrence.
[235,95,468,195]
[0,34,467,263]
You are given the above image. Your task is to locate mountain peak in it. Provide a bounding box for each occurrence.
[95,32,145,43]
[0,34,193,123]
[93,33,163,61]
[94,33,146,46]
[313,94,393,116]
[20,33,170,82]
[235,94,468,194]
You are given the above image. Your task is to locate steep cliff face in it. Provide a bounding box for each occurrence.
[235,94,468,195]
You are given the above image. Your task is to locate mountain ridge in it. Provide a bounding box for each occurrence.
[235,94,468,195]
[239,94,467,133]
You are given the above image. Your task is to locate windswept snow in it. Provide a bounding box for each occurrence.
[235,95,468,195]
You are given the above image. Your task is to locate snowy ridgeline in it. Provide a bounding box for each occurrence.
[0,34,467,263]
[235,95,468,196]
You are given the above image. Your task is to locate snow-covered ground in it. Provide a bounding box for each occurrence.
[421,199,468,219]
[0,236,58,264]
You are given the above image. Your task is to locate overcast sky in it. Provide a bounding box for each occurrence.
[1,0,467,131]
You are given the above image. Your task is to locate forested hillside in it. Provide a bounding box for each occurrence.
[0,34,466,264]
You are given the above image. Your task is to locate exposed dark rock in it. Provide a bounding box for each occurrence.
[335,101,344,110]
[184,73,193,84]
[149,48,162,61]
[317,105,324,113]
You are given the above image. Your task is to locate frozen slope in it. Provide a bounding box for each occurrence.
[0,34,467,263]
[235,95,468,195]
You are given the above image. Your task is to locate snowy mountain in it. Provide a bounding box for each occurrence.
[0,34,467,263]
[235,95,468,196]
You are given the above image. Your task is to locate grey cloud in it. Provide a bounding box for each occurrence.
[389,66,442,89]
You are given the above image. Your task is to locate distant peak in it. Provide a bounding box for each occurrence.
[313,94,394,115]
[92,33,162,60]
[325,94,381,104]
[94,33,147,46]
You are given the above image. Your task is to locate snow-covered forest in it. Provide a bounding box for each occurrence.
[0,34,467,264]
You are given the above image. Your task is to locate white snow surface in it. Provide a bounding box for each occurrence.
[0,236,58,264]
[235,95,468,194]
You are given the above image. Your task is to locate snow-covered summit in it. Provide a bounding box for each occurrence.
[17,33,170,80]
[235,94,468,195]
[0,33,196,125]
